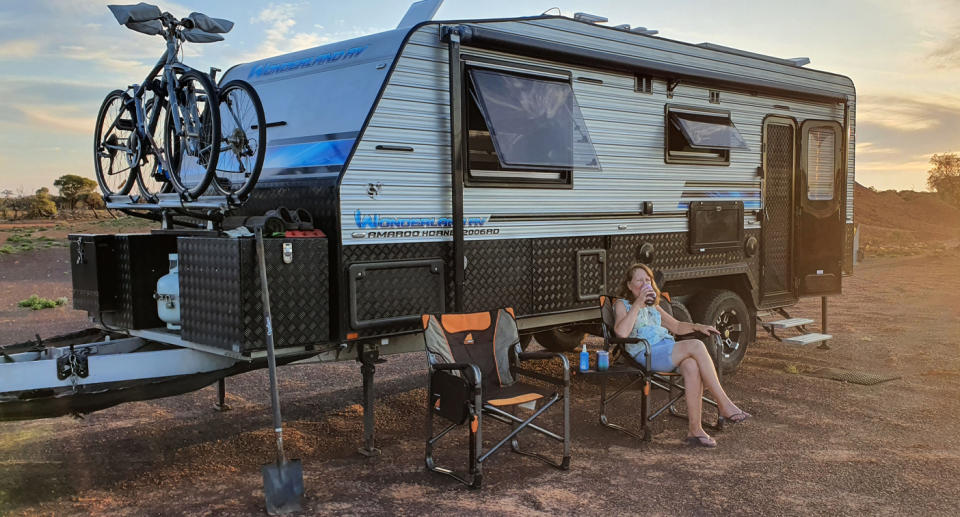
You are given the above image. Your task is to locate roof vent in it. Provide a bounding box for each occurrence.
[574,12,608,23]
[613,24,630,30]
[787,57,811,67]
[630,26,659,36]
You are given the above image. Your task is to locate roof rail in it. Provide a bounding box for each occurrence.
[696,42,809,67]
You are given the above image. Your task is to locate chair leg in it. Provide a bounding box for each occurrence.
[598,374,652,441]
[425,381,484,488]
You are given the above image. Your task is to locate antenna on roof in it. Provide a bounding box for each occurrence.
[396,0,443,30]
[630,26,659,36]
[574,12,608,24]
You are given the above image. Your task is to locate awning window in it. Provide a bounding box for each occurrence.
[670,111,749,150]
[467,69,599,170]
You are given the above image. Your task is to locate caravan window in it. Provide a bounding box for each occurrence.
[805,127,836,200]
[665,107,748,165]
[466,68,599,187]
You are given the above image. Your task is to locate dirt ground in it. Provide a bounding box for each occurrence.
[1,227,959,516]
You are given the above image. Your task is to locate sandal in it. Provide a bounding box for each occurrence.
[684,435,717,448]
[725,411,752,424]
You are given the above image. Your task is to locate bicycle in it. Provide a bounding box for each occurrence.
[94,4,246,202]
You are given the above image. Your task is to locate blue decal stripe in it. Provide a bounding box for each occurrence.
[263,139,356,169]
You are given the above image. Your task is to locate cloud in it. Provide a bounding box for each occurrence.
[0,39,40,59]
[21,105,92,135]
[244,3,331,61]
[927,32,960,68]
[857,95,960,131]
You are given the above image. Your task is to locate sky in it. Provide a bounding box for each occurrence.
[1,0,958,195]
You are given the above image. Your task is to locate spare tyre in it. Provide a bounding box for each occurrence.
[688,289,753,375]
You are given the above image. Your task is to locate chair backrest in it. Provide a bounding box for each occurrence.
[599,295,618,343]
[421,308,519,393]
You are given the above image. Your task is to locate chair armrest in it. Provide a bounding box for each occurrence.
[514,352,570,386]
[609,336,643,345]
[431,362,482,390]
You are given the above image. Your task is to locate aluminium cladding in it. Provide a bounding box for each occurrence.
[221,15,855,245]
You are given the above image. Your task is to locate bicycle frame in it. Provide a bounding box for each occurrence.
[126,30,207,185]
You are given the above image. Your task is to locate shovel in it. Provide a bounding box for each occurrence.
[255,227,304,515]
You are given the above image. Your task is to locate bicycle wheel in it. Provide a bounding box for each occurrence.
[135,96,173,200]
[165,69,220,199]
[93,90,137,196]
[214,80,266,199]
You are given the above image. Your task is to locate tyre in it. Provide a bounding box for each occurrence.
[135,97,173,200]
[165,70,220,199]
[534,327,586,353]
[688,289,753,375]
[214,80,266,200]
[670,300,693,323]
[93,90,137,196]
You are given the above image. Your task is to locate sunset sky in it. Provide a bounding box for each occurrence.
[1,0,958,194]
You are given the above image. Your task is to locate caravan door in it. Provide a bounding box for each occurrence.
[760,117,797,306]
[796,120,844,296]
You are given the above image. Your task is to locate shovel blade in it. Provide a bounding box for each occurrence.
[262,459,304,515]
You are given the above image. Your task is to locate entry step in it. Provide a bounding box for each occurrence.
[762,318,814,329]
[783,333,831,346]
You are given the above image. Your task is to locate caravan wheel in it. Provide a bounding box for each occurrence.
[689,290,752,375]
[534,327,586,352]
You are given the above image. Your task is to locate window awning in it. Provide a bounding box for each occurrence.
[468,69,600,170]
[670,111,749,150]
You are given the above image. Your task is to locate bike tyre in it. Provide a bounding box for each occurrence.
[165,70,220,200]
[93,89,137,196]
[214,79,266,200]
[135,96,174,200]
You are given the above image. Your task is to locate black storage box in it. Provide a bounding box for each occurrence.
[70,234,120,315]
[70,233,177,329]
[178,236,330,352]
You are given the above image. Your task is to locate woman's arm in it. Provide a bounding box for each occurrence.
[613,299,642,338]
[657,306,720,336]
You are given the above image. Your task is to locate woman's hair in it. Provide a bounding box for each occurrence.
[618,263,661,305]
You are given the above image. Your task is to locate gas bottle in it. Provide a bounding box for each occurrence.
[155,253,181,330]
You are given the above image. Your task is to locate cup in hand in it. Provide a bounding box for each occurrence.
[642,284,656,306]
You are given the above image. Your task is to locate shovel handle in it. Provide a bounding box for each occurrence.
[255,227,286,462]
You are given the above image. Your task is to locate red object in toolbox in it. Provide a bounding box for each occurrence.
[284,229,326,238]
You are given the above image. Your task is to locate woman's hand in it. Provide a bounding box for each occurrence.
[693,323,721,336]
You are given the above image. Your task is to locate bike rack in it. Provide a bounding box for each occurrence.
[105,193,233,212]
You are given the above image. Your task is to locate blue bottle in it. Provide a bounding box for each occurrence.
[579,344,589,372]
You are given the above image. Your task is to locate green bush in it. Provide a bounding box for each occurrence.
[17,295,67,310]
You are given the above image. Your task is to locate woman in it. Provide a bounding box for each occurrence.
[614,263,751,447]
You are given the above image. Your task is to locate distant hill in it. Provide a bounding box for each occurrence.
[854,182,960,254]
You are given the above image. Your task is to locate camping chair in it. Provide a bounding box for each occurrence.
[421,307,571,488]
[596,295,724,441]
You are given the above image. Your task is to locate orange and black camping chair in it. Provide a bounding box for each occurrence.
[597,295,723,441]
[421,307,570,488]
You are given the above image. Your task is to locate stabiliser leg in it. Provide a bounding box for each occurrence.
[214,377,231,411]
[358,346,382,457]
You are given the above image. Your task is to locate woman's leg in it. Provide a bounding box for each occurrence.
[678,357,707,437]
[671,339,743,418]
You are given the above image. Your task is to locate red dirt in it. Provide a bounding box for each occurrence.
[854,183,960,254]
[0,214,959,515]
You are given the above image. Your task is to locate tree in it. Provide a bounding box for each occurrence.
[28,187,57,218]
[0,189,12,218]
[53,174,98,212]
[79,192,106,218]
[927,153,960,208]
